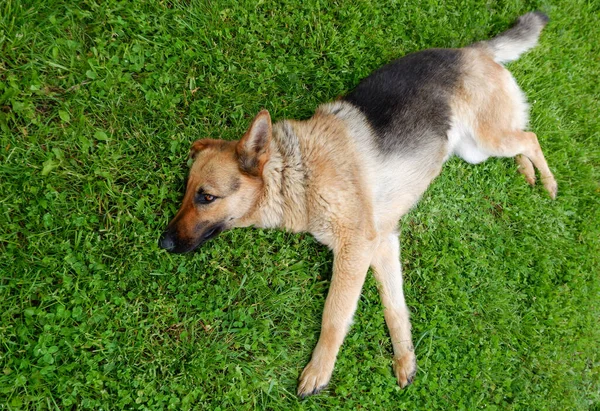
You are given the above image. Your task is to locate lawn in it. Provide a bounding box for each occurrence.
[1,0,598,409]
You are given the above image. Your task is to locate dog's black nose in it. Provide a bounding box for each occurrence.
[159,232,175,250]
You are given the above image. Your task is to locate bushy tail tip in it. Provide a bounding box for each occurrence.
[483,11,549,64]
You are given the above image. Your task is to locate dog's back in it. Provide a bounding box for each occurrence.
[344,48,462,155]
[342,12,550,158]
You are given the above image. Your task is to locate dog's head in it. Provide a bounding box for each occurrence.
[159,110,272,253]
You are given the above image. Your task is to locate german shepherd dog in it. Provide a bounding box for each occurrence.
[160,12,556,397]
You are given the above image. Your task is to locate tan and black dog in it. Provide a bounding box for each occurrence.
[160,12,556,397]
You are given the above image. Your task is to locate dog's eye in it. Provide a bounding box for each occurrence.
[196,191,217,205]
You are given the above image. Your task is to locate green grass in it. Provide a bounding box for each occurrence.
[1,0,598,409]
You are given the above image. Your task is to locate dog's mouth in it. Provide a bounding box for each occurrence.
[201,224,224,243]
[187,223,226,252]
[160,223,226,254]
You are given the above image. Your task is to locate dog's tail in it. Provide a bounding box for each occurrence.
[479,11,549,64]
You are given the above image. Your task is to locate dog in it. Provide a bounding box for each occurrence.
[160,12,556,397]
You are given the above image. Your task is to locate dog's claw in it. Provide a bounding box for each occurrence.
[298,384,327,399]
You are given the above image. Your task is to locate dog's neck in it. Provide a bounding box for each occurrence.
[251,120,310,232]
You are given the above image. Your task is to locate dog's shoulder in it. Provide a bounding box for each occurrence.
[269,110,376,241]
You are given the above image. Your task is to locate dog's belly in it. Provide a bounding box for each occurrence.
[453,138,490,164]
[446,118,490,164]
[367,152,446,230]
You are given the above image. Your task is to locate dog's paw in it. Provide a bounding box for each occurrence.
[516,155,536,186]
[393,352,417,388]
[297,360,333,398]
[542,175,557,200]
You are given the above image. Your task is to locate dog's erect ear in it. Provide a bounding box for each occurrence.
[236,110,272,176]
[189,139,220,160]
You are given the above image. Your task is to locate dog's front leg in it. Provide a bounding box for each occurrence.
[297,237,375,397]
[371,232,416,388]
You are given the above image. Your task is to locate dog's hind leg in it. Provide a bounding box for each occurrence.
[454,48,556,198]
[478,129,557,199]
[513,131,557,198]
[371,232,416,388]
[297,236,376,398]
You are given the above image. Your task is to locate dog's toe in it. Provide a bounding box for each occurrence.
[393,352,417,389]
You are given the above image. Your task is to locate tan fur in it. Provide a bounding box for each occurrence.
[163,24,556,398]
